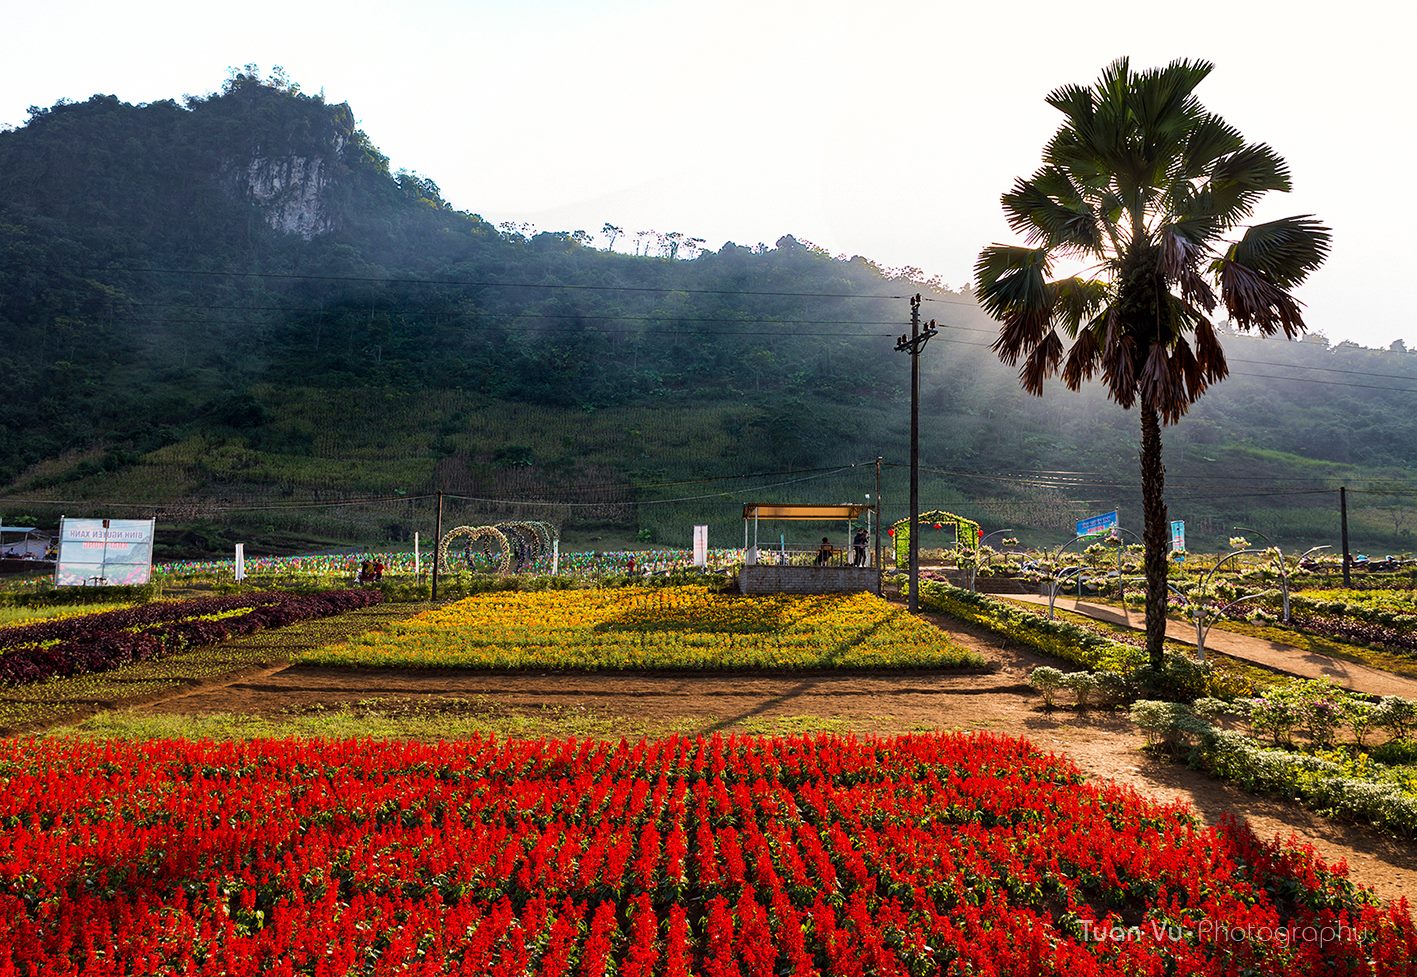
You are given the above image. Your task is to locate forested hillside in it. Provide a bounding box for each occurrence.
[2,71,1415,554]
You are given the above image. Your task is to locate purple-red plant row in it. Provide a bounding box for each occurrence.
[0,589,382,686]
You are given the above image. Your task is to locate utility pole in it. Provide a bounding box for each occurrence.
[1340,485,1351,587]
[432,491,444,601]
[895,295,937,612]
[874,455,883,592]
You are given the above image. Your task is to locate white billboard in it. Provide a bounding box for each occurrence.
[693,525,708,567]
[55,518,156,586]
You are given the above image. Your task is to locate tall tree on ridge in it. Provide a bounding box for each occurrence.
[974,57,1330,672]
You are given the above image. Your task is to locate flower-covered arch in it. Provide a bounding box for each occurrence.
[438,520,560,576]
[892,510,982,569]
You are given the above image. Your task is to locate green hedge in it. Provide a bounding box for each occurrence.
[1131,700,1417,837]
[918,580,1215,700]
[918,580,1144,672]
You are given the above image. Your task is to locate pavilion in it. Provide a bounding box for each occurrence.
[738,502,880,595]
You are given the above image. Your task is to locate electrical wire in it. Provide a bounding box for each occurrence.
[92,265,978,303]
[443,464,871,508]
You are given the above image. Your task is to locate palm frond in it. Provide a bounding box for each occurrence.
[1140,342,1189,422]
[1214,257,1308,338]
[974,245,1053,364]
[1093,58,1134,112]
[1048,277,1110,337]
[1174,335,1206,404]
[1002,171,1103,253]
[1229,216,1332,288]
[1189,143,1296,229]
[1177,112,1244,180]
[1213,142,1292,193]
[1165,185,1224,244]
[1019,330,1064,395]
[1160,225,1217,312]
[1100,312,1138,409]
[1191,314,1229,385]
[1134,59,1213,123]
[1043,82,1094,123]
[1043,125,1111,194]
[1130,60,1212,170]
[1061,319,1104,390]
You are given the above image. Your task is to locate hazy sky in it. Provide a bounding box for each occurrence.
[4,0,1409,346]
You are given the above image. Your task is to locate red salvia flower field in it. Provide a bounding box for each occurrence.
[0,731,1412,976]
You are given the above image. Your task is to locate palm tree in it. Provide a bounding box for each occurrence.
[973,58,1330,672]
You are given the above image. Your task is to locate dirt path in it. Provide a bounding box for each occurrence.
[1004,593,1417,698]
[125,611,1417,903]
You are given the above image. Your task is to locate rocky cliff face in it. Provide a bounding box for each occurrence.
[234,127,349,239]
[229,104,354,239]
[243,152,334,238]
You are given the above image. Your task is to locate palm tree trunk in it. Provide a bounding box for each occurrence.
[1140,402,1168,671]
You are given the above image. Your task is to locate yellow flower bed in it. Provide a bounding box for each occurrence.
[300,586,984,671]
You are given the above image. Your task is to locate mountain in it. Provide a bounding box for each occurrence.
[2,71,1416,557]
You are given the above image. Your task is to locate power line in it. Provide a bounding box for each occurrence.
[444,464,871,508]
[126,302,946,327]
[0,493,435,512]
[892,461,1417,496]
[93,265,970,303]
[1165,488,1339,501]
[126,315,897,339]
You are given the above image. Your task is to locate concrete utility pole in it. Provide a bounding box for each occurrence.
[1340,485,1352,587]
[875,455,883,587]
[895,295,938,612]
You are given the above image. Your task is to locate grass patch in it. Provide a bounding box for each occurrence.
[299,586,986,672]
[51,696,707,741]
[58,697,895,737]
[55,700,896,741]
[732,714,857,735]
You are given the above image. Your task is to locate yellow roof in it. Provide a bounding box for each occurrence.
[742,503,868,521]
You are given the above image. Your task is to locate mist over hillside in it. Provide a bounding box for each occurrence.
[2,71,1415,555]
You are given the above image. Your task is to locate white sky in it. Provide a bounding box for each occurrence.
[3,0,1409,347]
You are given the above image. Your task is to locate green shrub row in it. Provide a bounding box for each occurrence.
[1131,699,1417,837]
[917,580,1212,700]
[918,580,1141,671]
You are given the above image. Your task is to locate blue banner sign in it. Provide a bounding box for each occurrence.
[1076,511,1119,538]
[1170,520,1186,554]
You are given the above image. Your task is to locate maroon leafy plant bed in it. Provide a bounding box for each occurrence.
[0,590,382,687]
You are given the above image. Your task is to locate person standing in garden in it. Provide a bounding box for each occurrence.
[853,527,869,566]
